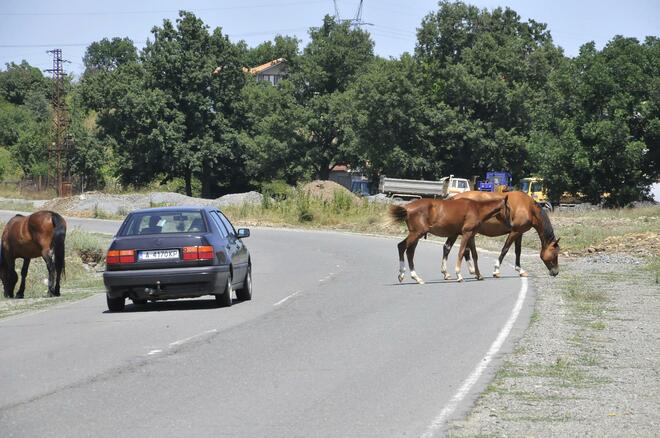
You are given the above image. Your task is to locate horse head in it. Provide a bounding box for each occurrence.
[541,237,560,276]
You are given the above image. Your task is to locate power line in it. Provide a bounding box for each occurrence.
[0,1,325,16]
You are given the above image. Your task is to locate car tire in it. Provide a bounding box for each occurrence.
[107,295,125,312]
[215,275,233,307]
[236,266,252,301]
[132,298,147,306]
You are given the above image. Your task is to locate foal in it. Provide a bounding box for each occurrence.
[389,196,510,283]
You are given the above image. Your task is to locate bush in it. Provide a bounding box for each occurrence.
[331,189,354,213]
[262,180,293,201]
[295,189,314,222]
[67,229,106,265]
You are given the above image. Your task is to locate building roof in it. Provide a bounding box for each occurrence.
[248,58,287,74]
[213,58,287,76]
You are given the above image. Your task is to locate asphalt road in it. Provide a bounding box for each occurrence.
[0,213,534,437]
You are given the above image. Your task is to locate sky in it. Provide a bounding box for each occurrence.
[0,0,658,78]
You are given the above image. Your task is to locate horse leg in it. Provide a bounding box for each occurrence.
[514,235,528,277]
[16,258,30,299]
[455,233,474,282]
[468,237,484,280]
[441,236,457,280]
[3,259,17,298]
[42,249,59,297]
[397,236,409,282]
[406,239,425,284]
[464,245,476,275]
[494,232,519,278]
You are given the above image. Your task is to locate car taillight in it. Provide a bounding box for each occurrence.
[183,246,214,261]
[107,249,136,265]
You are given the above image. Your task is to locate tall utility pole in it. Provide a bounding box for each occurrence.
[333,0,371,28]
[45,48,73,197]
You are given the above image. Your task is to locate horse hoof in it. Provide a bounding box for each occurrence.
[493,272,501,278]
[398,273,405,283]
[519,271,529,277]
[457,276,464,283]
[476,276,484,281]
[415,279,425,285]
[443,274,452,281]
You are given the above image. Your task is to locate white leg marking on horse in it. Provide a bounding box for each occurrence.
[515,266,528,277]
[455,266,464,282]
[467,258,476,275]
[442,259,452,280]
[398,261,406,282]
[493,260,501,278]
[410,270,425,284]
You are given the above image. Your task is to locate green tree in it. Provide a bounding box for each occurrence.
[240,35,300,68]
[531,37,659,205]
[351,55,440,180]
[0,61,50,105]
[415,1,564,181]
[236,79,310,184]
[288,15,374,179]
[84,12,247,197]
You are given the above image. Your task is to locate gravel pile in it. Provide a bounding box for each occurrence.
[584,253,644,265]
[301,180,358,202]
[43,191,263,216]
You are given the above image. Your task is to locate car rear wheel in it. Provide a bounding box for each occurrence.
[107,295,125,312]
[215,275,233,307]
[236,266,252,301]
[132,298,147,306]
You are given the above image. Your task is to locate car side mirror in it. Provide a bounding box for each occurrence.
[237,228,250,239]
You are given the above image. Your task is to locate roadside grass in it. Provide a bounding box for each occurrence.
[0,186,55,200]
[540,205,660,253]
[222,188,391,233]
[0,200,37,212]
[0,222,110,319]
[644,256,660,286]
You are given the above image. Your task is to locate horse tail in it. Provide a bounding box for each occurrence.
[51,212,66,278]
[388,205,408,225]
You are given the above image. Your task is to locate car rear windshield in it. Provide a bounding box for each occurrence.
[120,211,207,236]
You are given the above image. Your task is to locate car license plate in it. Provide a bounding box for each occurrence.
[138,249,180,261]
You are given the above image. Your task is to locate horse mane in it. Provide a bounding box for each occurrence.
[539,208,556,244]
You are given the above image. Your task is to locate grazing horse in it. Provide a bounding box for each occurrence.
[1,211,66,298]
[389,196,510,284]
[445,191,560,278]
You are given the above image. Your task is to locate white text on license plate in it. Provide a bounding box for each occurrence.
[138,250,180,261]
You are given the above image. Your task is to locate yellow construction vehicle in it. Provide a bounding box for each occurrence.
[519,177,553,211]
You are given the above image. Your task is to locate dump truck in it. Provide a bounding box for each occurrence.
[519,177,552,211]
[378,175,471,200]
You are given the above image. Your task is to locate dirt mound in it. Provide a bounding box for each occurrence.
[301,180,358,202]
[42,191,263,217]
[597,232,660,257]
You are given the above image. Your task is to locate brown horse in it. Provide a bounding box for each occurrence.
[389,196,510,284]
[1,211,66,298]
[446,191,560,278]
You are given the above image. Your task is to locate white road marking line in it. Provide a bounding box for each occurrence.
[168,329,218,348]
[273,290,302,306]
[421,277,529,438]
[147,349,162,355]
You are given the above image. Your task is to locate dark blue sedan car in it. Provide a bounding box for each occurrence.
[103,206,251,311]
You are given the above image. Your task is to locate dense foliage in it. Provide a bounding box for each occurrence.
[0,2,657,205]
